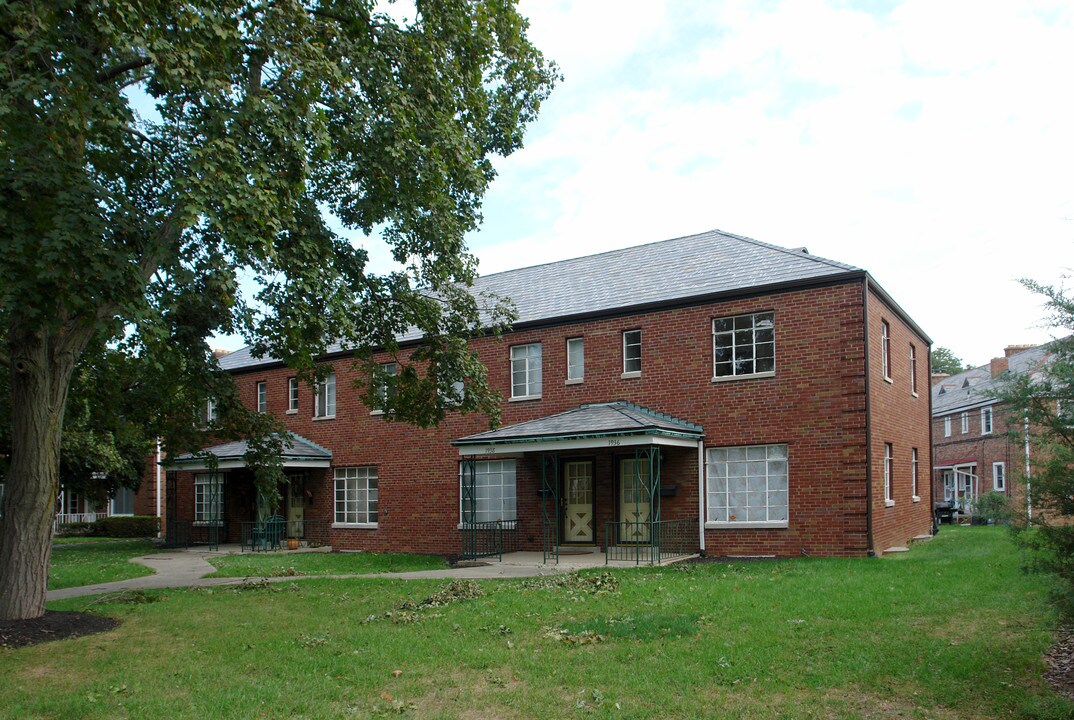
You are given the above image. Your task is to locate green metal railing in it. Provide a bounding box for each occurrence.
[605,517,698,565]
[541,453,559,563]
[161,520,227,549]
[460,520,518,560]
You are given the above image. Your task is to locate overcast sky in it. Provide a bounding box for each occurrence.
[226,0,1074,368]
[460,0,1074,368]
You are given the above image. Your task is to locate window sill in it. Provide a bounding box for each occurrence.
[286,409,298,415]
[620,371,641,380]
[705,521,788,530]
[981,431,992,436]
[369,410,384,416]
[565,378,584,385]
[193,521,224,527]
[312,414,336,421]
[509,395,542,403]
[711,370,775,384]
[885,499,896,508]
[912,495,921,503]
[457,521,518,530]
[883,376,893,384]
[911,391,918,398]
[332,522,378,530]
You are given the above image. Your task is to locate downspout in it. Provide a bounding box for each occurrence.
[863,277,875,556]
[927,347,935,534]
[697,439,706,556]
[1024,413,1032,525]
[155,439,162,538]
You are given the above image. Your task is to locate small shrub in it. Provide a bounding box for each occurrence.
[973,492,1014,525]
[55,521,94,537]
[90,516,159,537]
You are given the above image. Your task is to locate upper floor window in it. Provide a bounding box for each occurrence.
[911,448,919,499]
[257,381,267,413]
[981,407,993,435]
[510,343,542,399]
[884,443,894,505]
[566,337,584,383]
[881,321,891,381]
[960,411,969,434]
[909,344,917,394]
[712,312,774,379]
[993,462,1006,492]
[315,373,336,418]
[199,398,218,427]
[944,416,952,437]
[375,363,398,412]
[288,377,298,412]
[622,329,642,376]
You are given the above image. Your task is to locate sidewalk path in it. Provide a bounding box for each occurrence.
[46,551,564,601]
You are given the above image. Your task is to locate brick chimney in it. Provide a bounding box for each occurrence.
[990,357,1008,377]
[1004,344,1035,358]
[931,372,950,387]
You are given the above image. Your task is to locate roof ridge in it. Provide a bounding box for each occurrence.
[718,230,858,273]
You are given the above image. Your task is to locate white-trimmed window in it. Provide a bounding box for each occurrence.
[622,329,642,375]
[960,411,969,434]
[257,381,267,413]
[981,407,993,435]
[909,344,917,394]
[195,473,224,525]
[315,372,336,418]
[712,312,775,379]
[993,462,1006,492]
[110,486,135,516]
[706,444,788,527]
[884,443,894,505]
[911,448,919,499]
[375,363,398,411]
[566,337,584,382]
[334,466,378,525]
[288,377,299,412]
[460,459,517,524]
[881,321,891,380]
[510,343,542,399]
[944,416,952,437]
[199,398,218,427]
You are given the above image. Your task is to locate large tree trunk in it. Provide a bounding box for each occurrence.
[0,328,84,621]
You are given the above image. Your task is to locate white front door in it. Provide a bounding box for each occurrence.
[619,458,652,543]
[563,461,594,543]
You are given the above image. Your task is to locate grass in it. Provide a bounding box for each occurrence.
[205,551,449,578]
[48,539,157,590]
[3,526,1069,719]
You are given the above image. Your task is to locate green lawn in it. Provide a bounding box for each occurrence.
[48,539,157,590]
[5,527,1069,719]
[206,551,448,578]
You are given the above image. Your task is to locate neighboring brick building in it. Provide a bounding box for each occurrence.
[931,344,1048,518]
[166,229,933,559]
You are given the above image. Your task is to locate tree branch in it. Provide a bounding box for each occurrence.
[96,57,151,84]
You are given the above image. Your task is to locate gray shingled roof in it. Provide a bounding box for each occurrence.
[169,432,332,464]
[931,344,1053,415]
[453,401,703,445]
[219,229,861,372]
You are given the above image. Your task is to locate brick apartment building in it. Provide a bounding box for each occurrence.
[163,229,933,560]
[931,344,1049,518]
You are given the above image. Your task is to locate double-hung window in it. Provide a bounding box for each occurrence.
[911,448,919,499]
[288,377,298,413]
[981,407,993,435]
[706,444,788,527]
[944,416,952,437]
[566,337,584,383]
[375,363,398,412]
[199,398,218,427]
[884,443,894,506]
[334,467,378,526]
[993,462,1006,492]
[960,411,969,434]
[510,343,542,399]
[622,330,642,376]
[257,381,267,413]
[460,460,517,524]
[909,344,917,394]
[315,373,336,418]
[712,312,775,379]
[881,321,892,381]
[195,473,224,525]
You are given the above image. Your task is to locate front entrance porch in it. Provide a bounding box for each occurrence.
[454,402,704,565]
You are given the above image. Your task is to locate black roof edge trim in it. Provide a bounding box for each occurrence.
[866,274,932,345]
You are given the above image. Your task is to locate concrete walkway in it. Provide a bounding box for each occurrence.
[46,548,578,601]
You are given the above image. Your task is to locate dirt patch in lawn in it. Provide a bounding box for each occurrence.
[1045,627,1074,700]
[0,611,119,649]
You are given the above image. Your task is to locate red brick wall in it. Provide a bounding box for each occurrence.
[932,403,1025,514]
[169,278,929,558]
[867,287,934,554]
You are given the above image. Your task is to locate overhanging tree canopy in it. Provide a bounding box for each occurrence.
[0,0,557,620]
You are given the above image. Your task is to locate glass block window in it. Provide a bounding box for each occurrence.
[334,467,378,525]
[706,444,788,525]
[712,312,775,378]
[460,460,517,524]
[510,343,542,398]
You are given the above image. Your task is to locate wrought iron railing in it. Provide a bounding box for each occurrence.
[460,520,519,561]
[605,517,698,565]
[241,519,330,552]
[162,520,227,550]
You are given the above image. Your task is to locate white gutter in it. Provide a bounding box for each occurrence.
[155,438,162,537]
[1024,414,1032,525]
[697,439,706,554]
